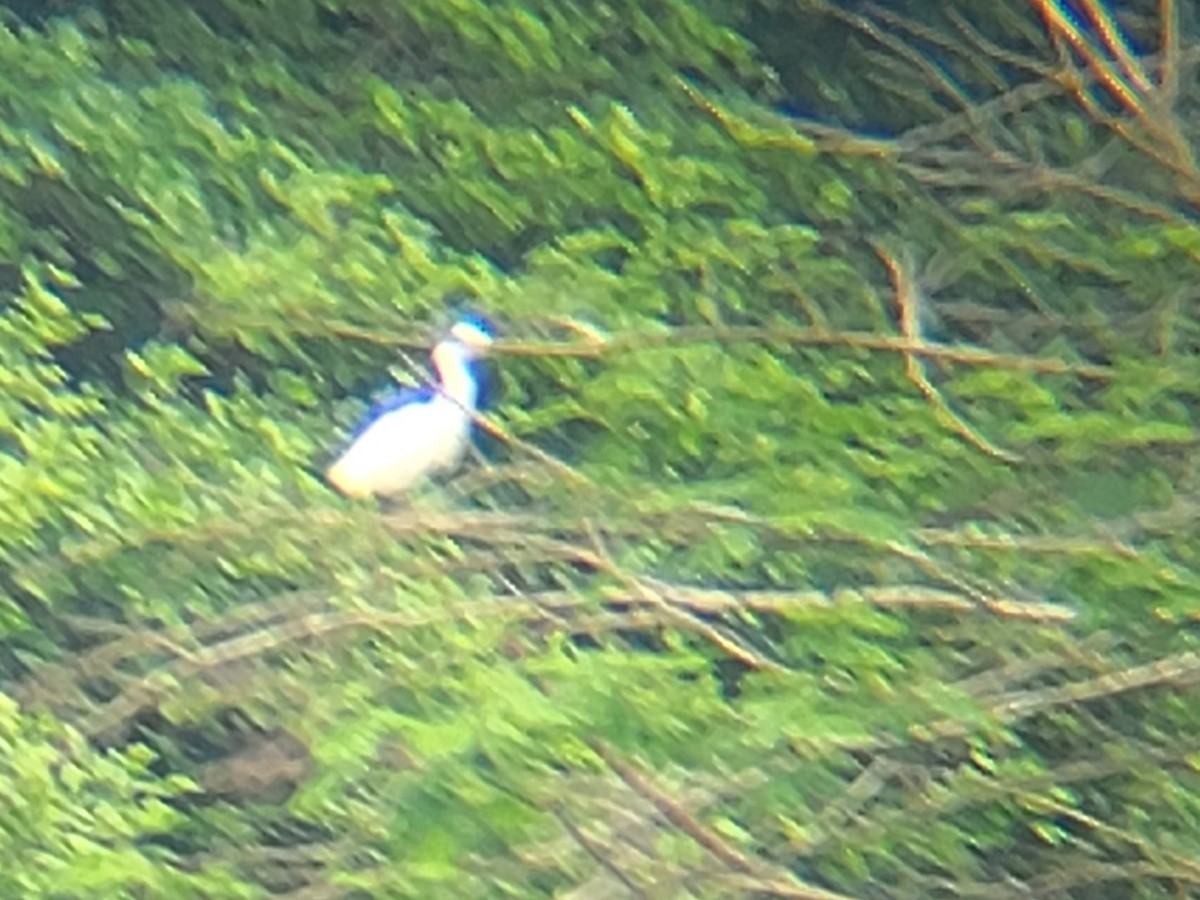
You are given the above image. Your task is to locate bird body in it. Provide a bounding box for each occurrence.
[326,316,495,498]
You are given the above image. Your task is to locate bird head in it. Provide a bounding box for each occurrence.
[447,313,496,359]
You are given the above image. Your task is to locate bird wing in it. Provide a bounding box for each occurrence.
[349,385,436,440]
[327,394,470,498]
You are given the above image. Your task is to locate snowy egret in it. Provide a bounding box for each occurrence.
[326,315,495,497]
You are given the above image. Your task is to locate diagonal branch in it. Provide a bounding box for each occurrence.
[588,740,856,900]
[874,243,1022,463]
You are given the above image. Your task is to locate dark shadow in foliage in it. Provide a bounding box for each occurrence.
[0,0,76,29]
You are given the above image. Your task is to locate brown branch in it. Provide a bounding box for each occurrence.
[644,580,1074,624]
[987,651,1200,718]
[1030,0,1200,200]
[802,736,1200,862]
[588,740,856,900]
[1030,0,1147,118]
[75,597,558,740]
[782,648,1200,763]
[169,304,1119,381]
[1159,0,1180,106]
[573,526,790,673]
[1075,0,1155,95]
[973,860,1200,898]
[19,507,548,581]
[903,650,1200,751]
[913,527,1138,560]
[1014,791,1200,883]
[808,757,900,837]
[499,327,1111,381]
[551,808,652,899]
[672,504,1074,621]
[874,244,1021,463]
[875,536,1047,620]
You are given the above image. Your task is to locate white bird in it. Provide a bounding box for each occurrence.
[326,315,495,498]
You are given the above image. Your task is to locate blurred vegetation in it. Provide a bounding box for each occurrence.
[1,0,1199,896]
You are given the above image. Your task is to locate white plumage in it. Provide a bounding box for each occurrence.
[326,393,473,497]
[326,317,494,498]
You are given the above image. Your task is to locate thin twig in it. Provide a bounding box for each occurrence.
[589,740,856,900]
[1159,0,1180,106]
[913,527,1138,559]
[552,807,652,899]
[875,244,1021,463]
[500,327,1111,381]
[1030,0,1147,118]
[579,527,789,673]
[1076,0,1155,94]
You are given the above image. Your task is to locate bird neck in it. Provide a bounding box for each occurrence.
[431,340,478,410]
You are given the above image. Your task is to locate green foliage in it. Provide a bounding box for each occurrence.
[0,691,242,897]
[0,0,1198,897]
